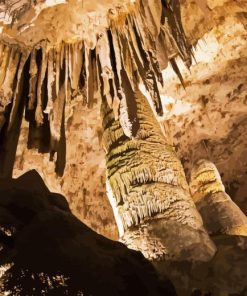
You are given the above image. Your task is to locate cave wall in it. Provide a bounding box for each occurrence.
[162,4,247,214]
[13,98,118,239]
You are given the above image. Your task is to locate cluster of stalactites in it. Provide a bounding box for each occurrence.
[0,0,193,176]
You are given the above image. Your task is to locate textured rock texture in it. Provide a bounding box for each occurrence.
[0,0,134,46]
[102,88,215,261]
[161,0,247,216]
[13,99,118,239]
[190,159,247,236]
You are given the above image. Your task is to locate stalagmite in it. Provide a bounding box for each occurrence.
[101,88,216,261]
[190,159,247,236]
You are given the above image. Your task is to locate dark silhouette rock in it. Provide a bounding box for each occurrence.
[0,170,176,296]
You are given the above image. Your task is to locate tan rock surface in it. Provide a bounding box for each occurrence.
[0,0,134,47]
[13,99,119,240]
[161,3,247,215]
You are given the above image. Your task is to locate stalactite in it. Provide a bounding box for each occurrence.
[141,0,162,39]
[28,49,38,110]
[129,14,163,116]
[0,46,11,87]
[170,57,185,88]
[97,31,113,108]
[50,63,66,143]
[35,43,48,126]
[8,50,29,130]
[0,46,20,132]
[55,46,61,97]
[70,42,83,92]
[0,51,30,178]
[161,0,192,67]
[190,159,247,236]
[156,27,168,70]
[87,48,96,108]
[45,48,55,115]
[64,44,69,103]
[0,0,196,176]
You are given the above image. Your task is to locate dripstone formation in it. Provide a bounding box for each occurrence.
[0,0,247,295]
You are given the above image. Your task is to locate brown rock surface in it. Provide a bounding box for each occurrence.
[0,0,134,47]
[13,99,118,240]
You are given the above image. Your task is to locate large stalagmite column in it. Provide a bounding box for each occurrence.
[190,159,247,236]
[102,89,216,261]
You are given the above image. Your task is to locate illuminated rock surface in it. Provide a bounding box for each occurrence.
[102,89,216,261]
[190,159,247,236]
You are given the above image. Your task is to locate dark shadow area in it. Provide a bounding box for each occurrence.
[0,170,176,296]
[155,235,247,296]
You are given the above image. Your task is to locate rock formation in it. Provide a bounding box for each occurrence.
[190,159,247,236]
[0,0,217,260]
[0,170,176,296]
[102,88,215,261]
[0,0,190,179]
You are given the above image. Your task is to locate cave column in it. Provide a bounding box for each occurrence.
[101,89,216,261]
[190,159,247,236]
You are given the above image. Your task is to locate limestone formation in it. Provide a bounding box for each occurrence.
[102,88,216,261]
[0,0,192,178]
[0,1,246,295]
[190,159,247,236]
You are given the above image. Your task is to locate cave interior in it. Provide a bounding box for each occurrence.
[0,0,247,295]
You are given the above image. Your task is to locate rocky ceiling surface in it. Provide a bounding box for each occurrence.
[0,0,246,240]
[0,0,134,47]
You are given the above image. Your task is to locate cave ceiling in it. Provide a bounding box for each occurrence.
[0,0,246,239]
[0,0,135,48]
